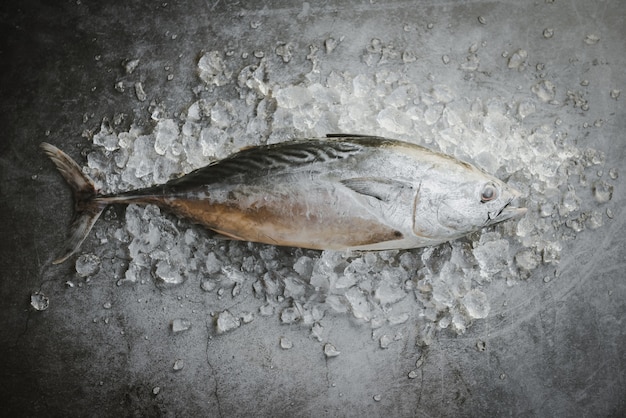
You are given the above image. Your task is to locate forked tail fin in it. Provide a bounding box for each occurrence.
[41,143,107,264]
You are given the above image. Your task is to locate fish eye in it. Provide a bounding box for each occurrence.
[480,183,498,203]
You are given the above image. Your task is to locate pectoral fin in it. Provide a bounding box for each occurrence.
[341,177,413,203]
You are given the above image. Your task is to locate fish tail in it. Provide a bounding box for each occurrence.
[41,142,107,264]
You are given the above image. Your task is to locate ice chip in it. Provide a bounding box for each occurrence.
[452,310,469,332]
[515,249,540,271]
[531,80,556,102]
[377,108,412,135]
[379,334,393,349]
[293,256,314,277]
[463,289,490,319]
[507,49,527,69]
[152,157,178,184]
[173,359,184,371]
[198,51,232,86]
[124,58,140,74]
[325,37,339,53]
[584,34,600,45]
[283,276,306,299]
[352,74,374,98]
[280,306,301,324]
[388,313,410,325]
[75,254,101,277]
[280,337,293,349]
[155,260,183,285]
[542,241,562,264]
[241,312,254,324]
[171,318,191,333]
[473,239,511,278]
[210,100,235,129]
[374,279,407,305]
[559,187,580,216]
[323,343,341,357]
[311,323,324,341]
[134,82,147,102]
[275,43,293,63]
[30,292,49,311]
[424,104,444,125]
[154,119,179,155]
[259,304,274,316]
[586,210,603,230]
[93,119,119,151]
[205,253,222,274]
[275,86,312,109]
[592,181,613,203]
[517,100,536,119]
[216,310,240,333]
[345,287,370,320]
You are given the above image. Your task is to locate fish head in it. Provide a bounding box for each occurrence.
[413,163,526,241]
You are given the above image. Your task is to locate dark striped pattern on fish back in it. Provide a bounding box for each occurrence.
[163,139,366,190]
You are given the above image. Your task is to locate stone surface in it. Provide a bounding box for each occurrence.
[1,1,625,417]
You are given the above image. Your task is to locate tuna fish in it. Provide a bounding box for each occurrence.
[41,135,526,264]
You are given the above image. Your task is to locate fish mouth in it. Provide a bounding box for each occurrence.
[486,199,527,225]
[498,205,528,220]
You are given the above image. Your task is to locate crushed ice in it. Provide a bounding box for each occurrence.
[72,36,620,348]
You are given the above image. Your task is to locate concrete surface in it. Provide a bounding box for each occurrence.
[1,0,624,416]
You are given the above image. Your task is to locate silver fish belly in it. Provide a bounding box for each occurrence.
[41,135,526,264]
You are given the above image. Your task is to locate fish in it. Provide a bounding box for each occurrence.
[41,134,526,264]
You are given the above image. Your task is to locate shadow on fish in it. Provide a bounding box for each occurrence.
[41,134,526,264]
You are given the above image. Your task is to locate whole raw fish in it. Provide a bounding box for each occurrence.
[41,134,526,264]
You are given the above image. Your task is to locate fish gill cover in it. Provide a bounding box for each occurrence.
[63,31,618,351]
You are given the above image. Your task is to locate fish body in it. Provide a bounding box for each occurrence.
[41,135,526,264]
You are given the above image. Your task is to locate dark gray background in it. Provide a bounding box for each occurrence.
[1,1,624,416]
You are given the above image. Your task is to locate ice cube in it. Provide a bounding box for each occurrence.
[345,287,370,320]
[93,119,119,151]
[216,310,240,333]
[279,337,293,349]
[507,49,528,69]
[473,239,511,278]
[323,343,340,357]
[373,279,406,305]
[531,80,556,102]
[173,359,184,371]
[377,108,412,135]
[171,318,191,333]
[210,100,235,129]
[75,254,101,277]
[198,51,232,86]
[462,289,490,319]
[155,260,183,285]
[280,306,301,324]
[592,181,613,203]
[275,86,312,109]
[154,119,179,155]
[514,249,540,271]
[30,292,49,311]
[293,256,314,277]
